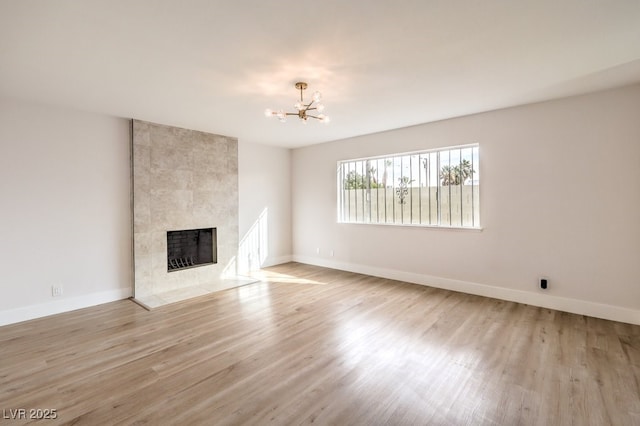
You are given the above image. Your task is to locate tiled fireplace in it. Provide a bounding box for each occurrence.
[131,120,253,308]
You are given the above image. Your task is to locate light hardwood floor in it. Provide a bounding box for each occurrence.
[1,263,639,425]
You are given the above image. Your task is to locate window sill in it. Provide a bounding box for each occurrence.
[337,221,483,231]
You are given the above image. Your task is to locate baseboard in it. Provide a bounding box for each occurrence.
[292,255,640,326]
[0,287,133,327]
[0,255,295,327]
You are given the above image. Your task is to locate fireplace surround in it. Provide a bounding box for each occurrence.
[132,120,243,307]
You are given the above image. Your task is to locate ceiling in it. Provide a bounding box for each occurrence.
[1,1,640,148]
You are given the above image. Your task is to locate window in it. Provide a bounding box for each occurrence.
[337,144,479,228]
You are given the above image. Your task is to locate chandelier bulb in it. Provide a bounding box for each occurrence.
[294,101,303,111]
[264,108,273,117]
[312,91,322,102]
[316,103,325,112]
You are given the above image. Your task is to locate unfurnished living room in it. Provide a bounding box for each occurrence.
[1,1,640,425]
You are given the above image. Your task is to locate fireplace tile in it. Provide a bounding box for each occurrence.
[132,120,239,307]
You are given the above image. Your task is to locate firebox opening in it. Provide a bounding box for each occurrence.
[167,228,217,272]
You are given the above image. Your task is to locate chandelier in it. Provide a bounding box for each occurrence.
[265,82,330,124]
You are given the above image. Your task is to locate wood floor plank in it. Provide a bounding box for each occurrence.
[0,262,639,425]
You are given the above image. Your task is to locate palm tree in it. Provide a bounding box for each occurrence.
[439,160,475,186]
[440,165,455,185]
[365,163,379,188]
[382,160,392,188]
[422,157,429,187]
[458,159,474,184]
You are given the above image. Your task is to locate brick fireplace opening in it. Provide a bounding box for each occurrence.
[167,228,217,272]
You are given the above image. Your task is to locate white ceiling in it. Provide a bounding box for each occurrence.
[1,1,640,148]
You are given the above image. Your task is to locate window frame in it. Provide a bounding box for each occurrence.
[336,144,480,229]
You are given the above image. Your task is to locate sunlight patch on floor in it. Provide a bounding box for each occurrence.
[249,269,326,286]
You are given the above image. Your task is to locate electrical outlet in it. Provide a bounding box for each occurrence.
[330,250,334,257]
[52,285,63,297]
[316,247,320,255]
[539,277,548,290]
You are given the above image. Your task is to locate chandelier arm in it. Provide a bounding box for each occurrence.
[303,100,315,113]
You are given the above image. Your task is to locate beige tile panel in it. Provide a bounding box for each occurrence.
[132,119,239,300]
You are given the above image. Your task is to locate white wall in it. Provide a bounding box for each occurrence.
[291,85,640,324]
[0,100,294,325]
[0,98,133,325]
[238,141,292,271]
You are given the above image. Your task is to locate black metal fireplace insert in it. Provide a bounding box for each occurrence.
[166,228,217,272]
